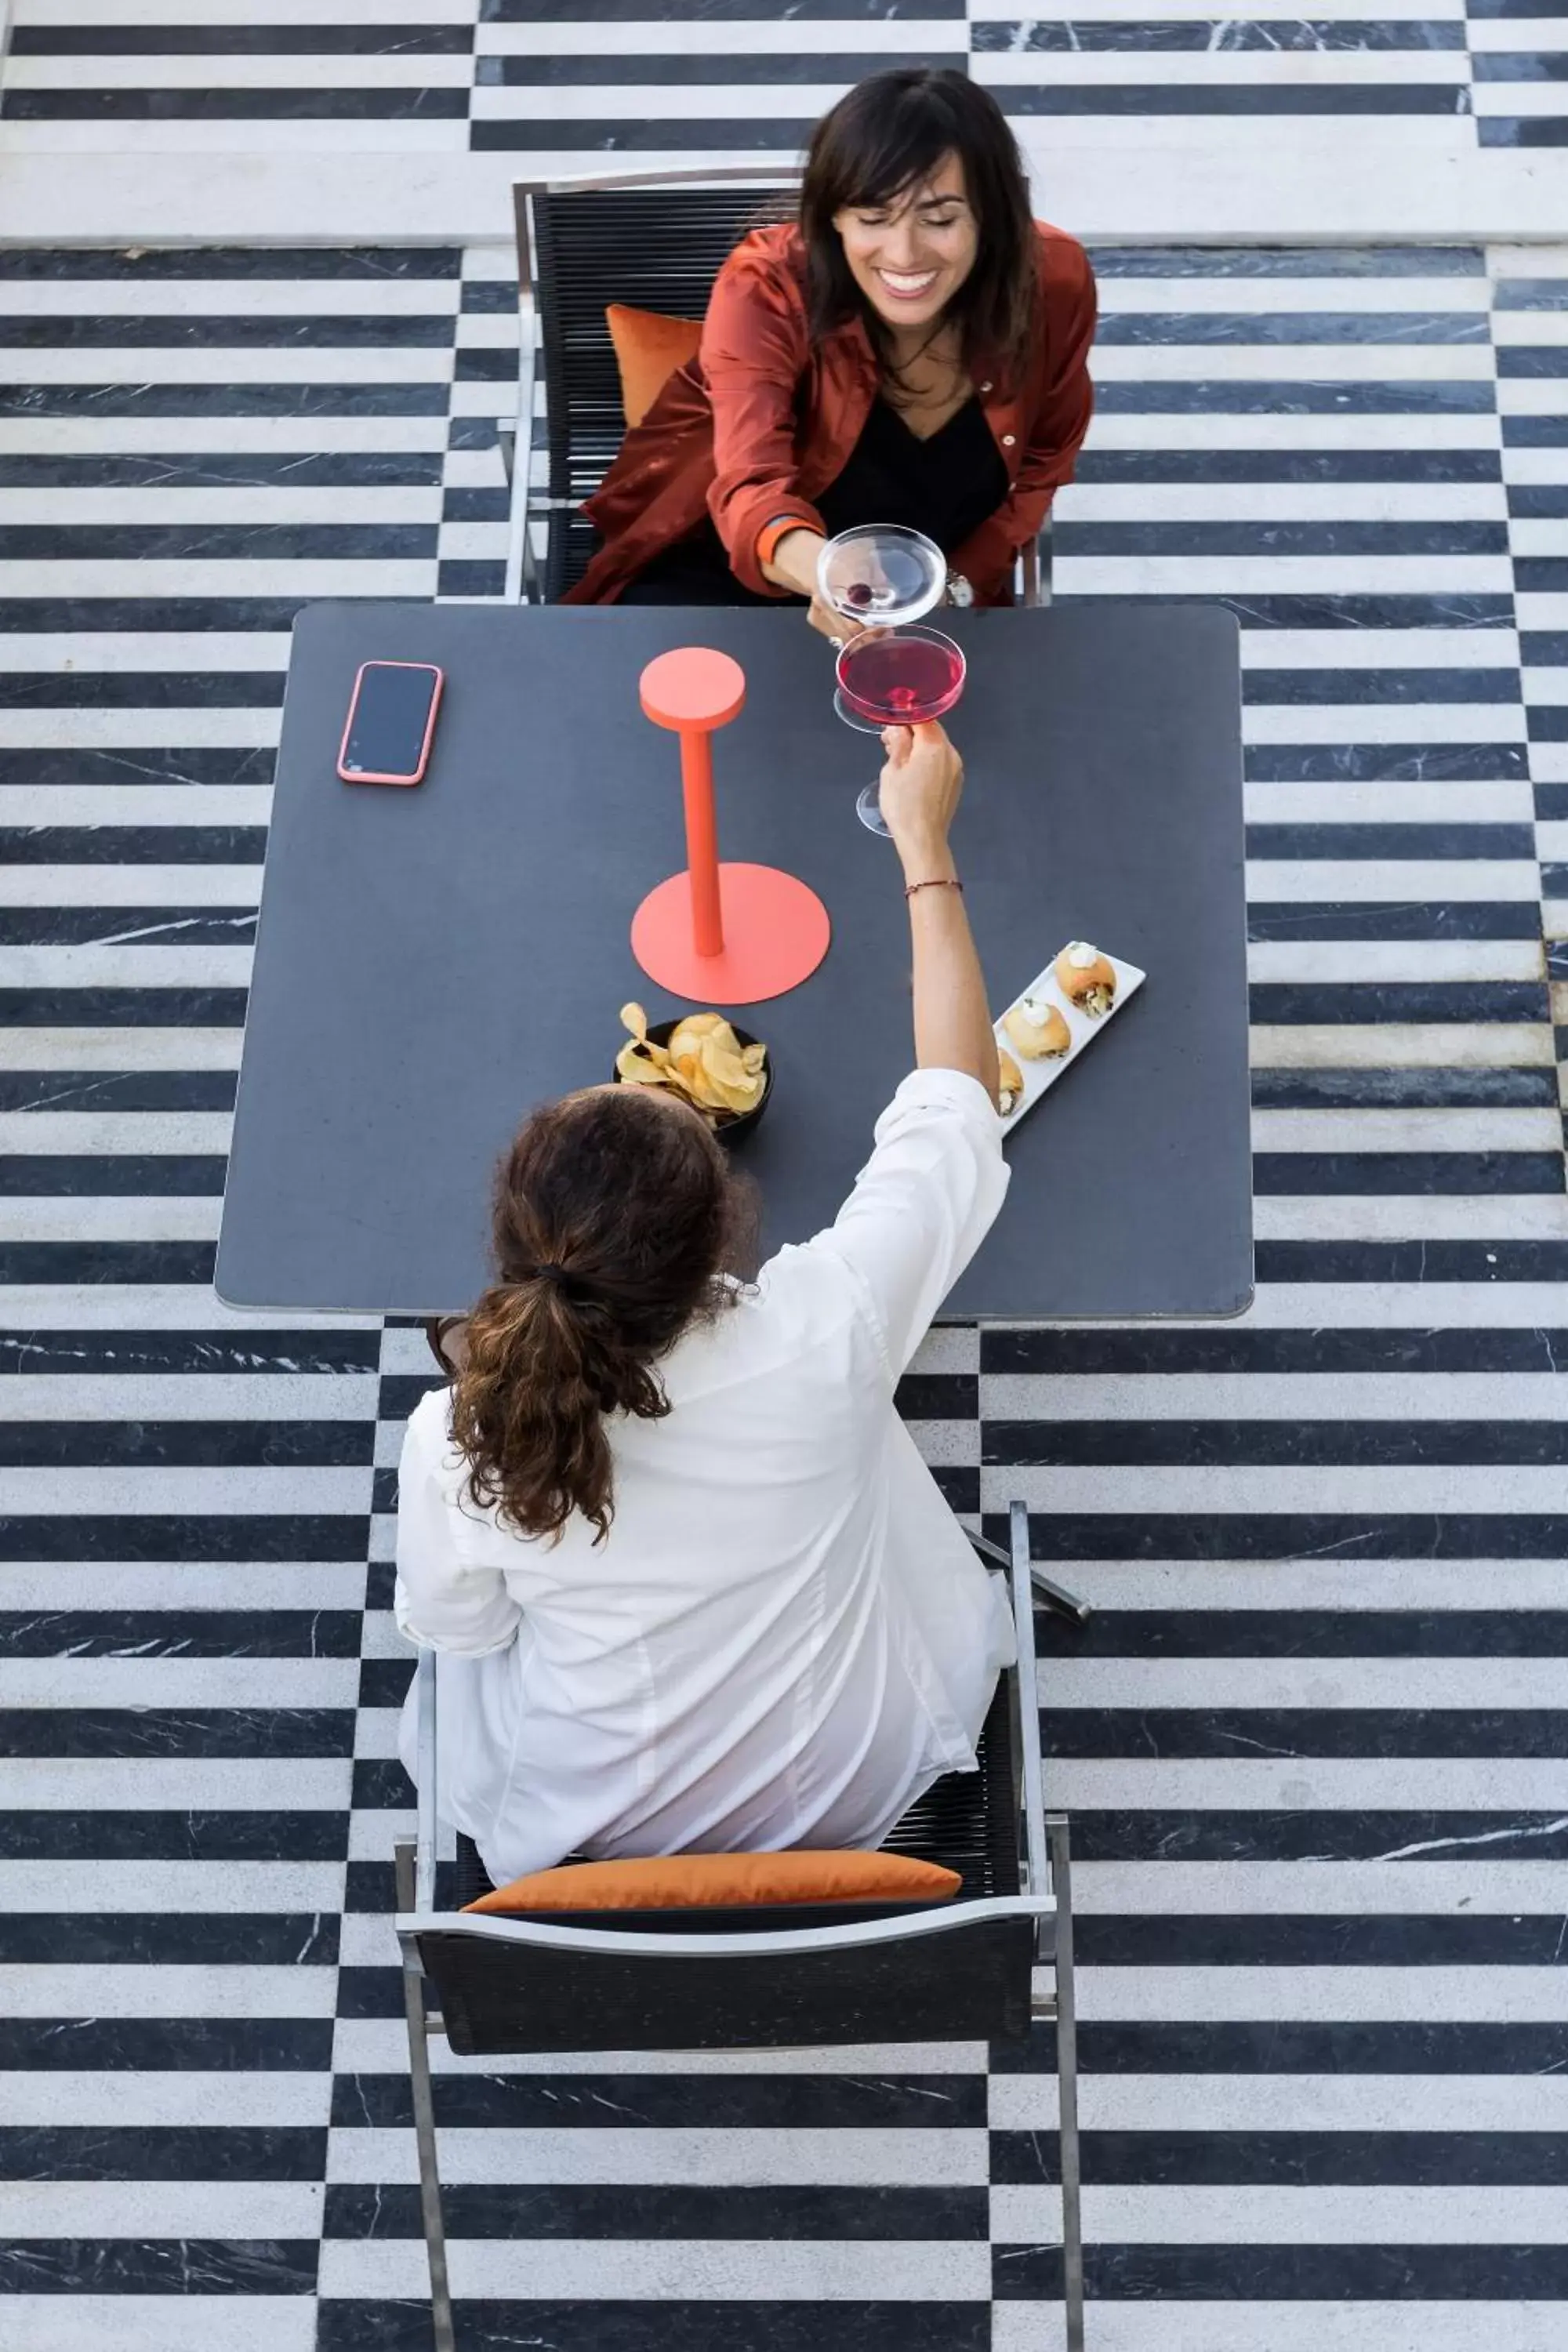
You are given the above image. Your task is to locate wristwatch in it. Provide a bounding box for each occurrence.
[944,572,975,609]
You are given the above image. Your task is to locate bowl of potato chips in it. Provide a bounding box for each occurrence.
[614,1003,771,1143]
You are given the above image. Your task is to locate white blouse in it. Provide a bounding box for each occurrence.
[395,1067,1015,1886]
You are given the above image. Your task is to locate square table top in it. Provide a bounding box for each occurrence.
[218,599,1251,1322]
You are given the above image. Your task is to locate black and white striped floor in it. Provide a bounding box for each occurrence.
[2,1,1566,155]
[2,239,1566,2350]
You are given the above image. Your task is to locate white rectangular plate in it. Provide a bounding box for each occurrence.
[993,944,1147,1135]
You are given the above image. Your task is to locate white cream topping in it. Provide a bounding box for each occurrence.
[1066,942,1098,970]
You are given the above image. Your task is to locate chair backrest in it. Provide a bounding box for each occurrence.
[515,177,799,507]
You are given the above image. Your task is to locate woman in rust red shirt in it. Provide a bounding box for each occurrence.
[567,67,1096,625]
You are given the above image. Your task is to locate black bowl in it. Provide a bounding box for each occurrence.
[613,1017,772,1146]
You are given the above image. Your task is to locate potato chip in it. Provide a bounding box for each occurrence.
[617,1004,768,1123]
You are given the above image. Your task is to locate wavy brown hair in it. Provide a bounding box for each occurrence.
[800,67,1039,397]
[450,1087,757,1548]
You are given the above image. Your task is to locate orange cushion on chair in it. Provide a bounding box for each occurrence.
[606,303,703,429]
[463,1849,961,1914]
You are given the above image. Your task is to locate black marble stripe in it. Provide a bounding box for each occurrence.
[1254,1237,1568,1281]
[435,557,508,597]
[993,84,1468,113]
[0,1424,368,1469]
[985,1327,1566,1374]
[1,1604,364,1657]
[992,2136,1568,2183]
[1060,1808,1568,1860]
[13,25,474,52]
[0,668,280,709]
[0,1328,377,1376]
[1094,310,1488,346]
[0,1155,229,1197]
[1056,520,1509,556]
[0,2017,332,2070]
[0,1911,338,1964]
[1250,977,1546,1019]
[1510,488,1568,521]
[1076,449,1503,483]
[996,1512,1568,1560]
[1247,902,1540,942]
[1504,413,1568,443]
[1085,245,1485,276]
[989,1420,1568,1467]
[0,453,442,488]
[0,826,267,862]
[0,1516,367,1563]
[0,1243,219,1286]
[0,597,306,631]
[1529,706,1568,737]
[0,1810,347,1860]
[1093,379,1496,413]
[359,1658,416,1709]
[2,1707,356,1757]
[472,118,812,148]
[0,314,455,350]
[1044,1708,1568,1759]
[1250,1066,1558,1107]
[376,1373,450,1424]
[1002,2021,1568,2075]
[1246,668,1521,706]
[440,485,509,524]
[994,2243,1568,2299]
[1031,1610,1568,1661]
[318,2306,987,2352]
[978,20,1467,51]
[0,384,449,417]
[896,1372,977,1419]
[332,2070,987,2129]
[1099,593,1519,630]
[0,2239,318,2294]
[350,1759,412,1808]
[1066,1915,1568,1967]
[0,2128,328,2183]
[0,987,249,1025]
[481,0,967,13]
[1523,630,1568,662]
[0,247,462,279]
[460,281,518,314]
[1247,742,1526,780]
[1498,343,1568,373]
[324,2181,985,2238]
[2,524,437,561]
[2,89,471,121]
[481,50,935,81]
[0,908,256,948]
[1248,818,1532,852]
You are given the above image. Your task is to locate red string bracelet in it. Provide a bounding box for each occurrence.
[903,877,964,899]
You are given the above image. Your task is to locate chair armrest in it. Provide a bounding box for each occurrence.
[397,1889,1050,1962]
[1008,1499,1050,1911]
[414,1647,438,1913]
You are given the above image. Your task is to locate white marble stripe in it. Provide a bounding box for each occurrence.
[1474,81,1568,116]
[0,1858,344,1912]
[0,945,254,985]
[325,2128,988,2187]
[0,1964,338,2017]
[1533,744,1568,781]
[0,486,441,523]
[0,790,272,828]
[0,2073,332,2125]
[10,1761,352,1809]
[1087,343,1496,381]
[1512,519,1568,556]
[0,1285,373,1325]
[996,2184,1568,2246]
[1255,1106,1557,1148]
[0,1562,370,1609]
[1243,706,1526,742]
[1083,412,1501,449]
[1242,630,1519,669]
[1244,781,1534,821]
[1254,1197,1568,1239]
[469,82,860,118]
[0,1655,361,1706]
[1243,860,1540,899]
[1038,1759,1568,1810]
[0,2181,325,2238]
[323,2240,989,2300]
[1501,449,1568,488]
[992,1464,1568,1514]
[0,1470,369,1522]
[0,416,449,453]
[1537,819,1568,857]
[996,2074,1568,2133]
[1072,1858,1567,1918]
[480,19,962,54]
[0,1112,234,1150]
[1061,482,1508,519]
[1247,942,1545,983]
[993,2311,1568,2352]
[0,119,471,154]
[0,1200,224,1241]
[1496,312,1568,349]
[12,0,476,16]
[1497,378,1568,414]
[0,710,274,749]
[0,868,260,907]
[1039,1658,1568,1708]
[1094,277,1492,315]
[0,635,292,673]
[1527,677,1568,710]
[330,2014,988,2074]
[0,281,463,318]
[0,1029,245,1071]
[984,1375,1568,1421]
[5,55,474,89]
[978,50,1468,85]
[1475,20,1568,45]
[0,1374,376,1419]
[0,347,455,385]
[1492,241,1568,273]
[991,1283,1568,1327]
[1058,558,1515,592]
[1247,1024,1553,1068]
[1000,1559,1568,1609]
[1,560,435,596]
[968,0,1465,17]
[3,2307,315,2352]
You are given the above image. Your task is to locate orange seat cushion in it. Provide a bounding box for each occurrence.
[606,303,703,430]
[463,1849,961,1914]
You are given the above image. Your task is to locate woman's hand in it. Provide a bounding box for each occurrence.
[877,723,965,875]
[765,526,877,650]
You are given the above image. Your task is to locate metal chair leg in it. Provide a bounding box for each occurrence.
[1047,1813,1086,2352]
[394,1839,456,2352]
[967,1526,1091,1625]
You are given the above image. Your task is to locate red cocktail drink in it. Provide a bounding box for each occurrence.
[837,626,966,729]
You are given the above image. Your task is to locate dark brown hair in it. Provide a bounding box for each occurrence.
[451,1088,757,1547]
[799,67,1038,394]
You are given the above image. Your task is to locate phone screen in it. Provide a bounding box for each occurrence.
[340,662,441,782]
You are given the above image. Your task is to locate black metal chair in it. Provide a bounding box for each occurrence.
[394,1499,1085,2351]
[512,169,1053,608]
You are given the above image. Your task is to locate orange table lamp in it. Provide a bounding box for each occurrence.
[630,647,830,1004]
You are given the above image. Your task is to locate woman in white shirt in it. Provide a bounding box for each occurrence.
[396,720,1015,1887]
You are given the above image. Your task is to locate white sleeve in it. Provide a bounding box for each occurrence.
[392,1399,522,1657]
[811,1068,1009,1379]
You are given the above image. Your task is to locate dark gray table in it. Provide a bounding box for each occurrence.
[218,601,1251,1320]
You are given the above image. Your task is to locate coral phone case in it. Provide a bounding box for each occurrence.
[336,660,444,786]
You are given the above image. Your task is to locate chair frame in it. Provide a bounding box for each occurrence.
[509,169,1052,609]
[394,1497,1084,2350]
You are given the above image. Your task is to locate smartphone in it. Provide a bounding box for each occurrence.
[337,660,444,786]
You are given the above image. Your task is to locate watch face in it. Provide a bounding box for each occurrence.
[947,573,975,608]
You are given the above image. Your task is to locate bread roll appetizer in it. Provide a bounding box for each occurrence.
[1053,941,1116,1018]
[997,1047,1025,1119]
[1002,995,1070,1061]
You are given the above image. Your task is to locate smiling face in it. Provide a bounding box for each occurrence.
[832,152,978,340]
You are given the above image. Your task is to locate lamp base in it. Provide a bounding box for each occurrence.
[631,863,830,1005]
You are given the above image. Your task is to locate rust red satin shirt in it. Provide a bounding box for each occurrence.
[565,220,1096,608]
